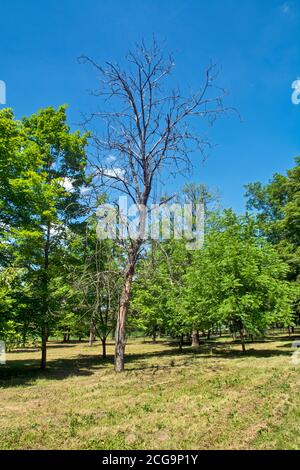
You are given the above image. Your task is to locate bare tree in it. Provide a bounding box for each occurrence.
[74,229,121,359]
[80,39,231,372]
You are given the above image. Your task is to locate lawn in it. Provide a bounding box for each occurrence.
[1,333,300,450]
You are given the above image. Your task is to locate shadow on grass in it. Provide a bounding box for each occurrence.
[0,336,295,387]
[0,353,113,388]
[10,344,78,354]
[124,342,293,371]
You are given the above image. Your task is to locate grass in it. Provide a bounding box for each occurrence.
[1,332,300,450]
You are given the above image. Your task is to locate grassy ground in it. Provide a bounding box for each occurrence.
[1,333,300,450]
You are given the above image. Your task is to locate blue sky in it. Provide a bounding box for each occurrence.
[0,0,299,212]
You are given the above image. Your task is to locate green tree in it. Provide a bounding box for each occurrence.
[245,157,300,281]
[0,106,88,368]
[183,211,294,352]
[246,157,300,325]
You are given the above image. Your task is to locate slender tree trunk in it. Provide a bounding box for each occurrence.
[22,323,29,348]
[152,326,157,343]
[89,321,96,347]
[101,337,107,359]
[41,324,48,370]
[114,261,135,372]
[114,211,144,372]
[191,330,200,348]
[240,329,246,353]
[63,326,70,343]
[41,221,50,370]
[179,334,184,352]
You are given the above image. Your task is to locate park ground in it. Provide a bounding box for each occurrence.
[1,332,300,450]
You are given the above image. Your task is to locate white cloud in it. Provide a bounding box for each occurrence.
[101,167,125,179]
[80,186,91,195]
[60,177,74,191]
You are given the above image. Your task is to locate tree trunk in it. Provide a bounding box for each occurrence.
[152,326,157,343]
[63,327,70,343]
[41,221,50,370]
[101,337,107,359]
[41,324,48,370]
[240,329,246,353]
[179,334,184,352]
[22,324,29,348]
[191,330,200,348]
[89,321,96,347]
[114,261,135,372]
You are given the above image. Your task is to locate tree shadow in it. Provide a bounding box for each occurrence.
[0,353,112,388]
[123,340,293,371]
[126,345,290,368]
[277,341,300,348]
[10,344,78,353]
[8,348,40,354]
[265,334,300,341]
[0,338,294,386]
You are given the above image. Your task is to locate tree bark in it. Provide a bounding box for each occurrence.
[101,337,107,359]
[89,321,96,347]
[22,322,29,348]
[114,259,135,372]
[63,327,70,343]
[179,333,184,352]
[191,330,200,348]
[152,326,157,343]
[240,329,246,353]
[40,221,50,370]
[41,324,48,370]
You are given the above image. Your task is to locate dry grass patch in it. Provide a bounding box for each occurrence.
[1,334,300,449]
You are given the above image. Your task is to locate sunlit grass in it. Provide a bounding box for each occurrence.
[1,332,300,449]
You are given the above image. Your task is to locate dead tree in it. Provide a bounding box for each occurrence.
[80,39,231,372]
